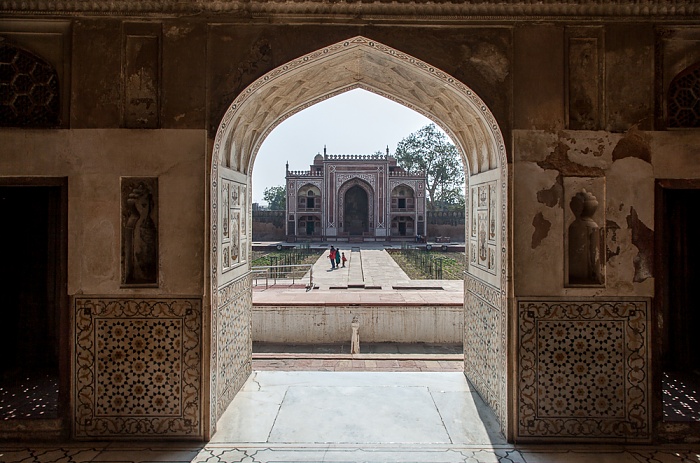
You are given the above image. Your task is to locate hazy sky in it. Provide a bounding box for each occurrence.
[251,88,435,205]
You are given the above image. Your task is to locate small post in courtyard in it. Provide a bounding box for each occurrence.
[351,316,360,354]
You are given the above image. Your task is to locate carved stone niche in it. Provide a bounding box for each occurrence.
[564,177,606,287]
[121,177,158,287]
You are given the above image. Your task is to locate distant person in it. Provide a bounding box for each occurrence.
[341,252,347,267]
[335,248,341,268]
[329,246,336,269]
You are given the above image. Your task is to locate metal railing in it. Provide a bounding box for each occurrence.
[398,243,444,279]
[251,263,314,289]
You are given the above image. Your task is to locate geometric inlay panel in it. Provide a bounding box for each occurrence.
[74,297,202,439]
[464,274,506,430]
[211,273,252,435]
[95,318,182,417]
[537,320,624,418]
[517,299,650,442]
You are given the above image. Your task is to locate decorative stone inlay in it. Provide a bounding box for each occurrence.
[517,299,650,441]
[295,179,322,191]
[470,180,498,276]
[465,273,503,306]
[464,274,506,429]
[389,179,419,192]
[95,318,182,417]
[336,173,376,189]
[213,273,252,428]
[337,177,375,231]
[74,297,202,438]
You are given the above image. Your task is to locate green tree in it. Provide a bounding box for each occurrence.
[394,124,465,211]
[263,185,286,210]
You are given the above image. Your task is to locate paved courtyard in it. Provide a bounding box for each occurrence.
[252,241,463,306]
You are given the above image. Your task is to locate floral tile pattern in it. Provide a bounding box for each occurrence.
[465,274,506,428]
[214,274,253,429]
[517,299,651,441]
[74,297,202,438]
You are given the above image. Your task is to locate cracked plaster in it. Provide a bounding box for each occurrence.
[514,130,656,297]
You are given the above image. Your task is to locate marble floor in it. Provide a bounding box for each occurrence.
[2,371,700,463]
[664,371,700,421]
[0,371,58,420]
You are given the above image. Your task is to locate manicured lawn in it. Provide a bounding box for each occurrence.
[387,249,465,280]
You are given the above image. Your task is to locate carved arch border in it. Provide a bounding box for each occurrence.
[297,182,322,195]
[209,36,509,438]
[390,181,417,196]
[337,177,375,233]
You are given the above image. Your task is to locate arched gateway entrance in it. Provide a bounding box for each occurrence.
[344,185,369,236]
[209,37,509,439]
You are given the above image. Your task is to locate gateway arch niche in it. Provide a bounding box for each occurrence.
[210,36,508,439]
[344,184,370,235]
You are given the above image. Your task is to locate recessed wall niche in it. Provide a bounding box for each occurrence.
[564,177,606,287]
[121,177,158,287]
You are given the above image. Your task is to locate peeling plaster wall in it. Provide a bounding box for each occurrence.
[0,129,207,296]
[512,128,700,442]
[514,128,700,297]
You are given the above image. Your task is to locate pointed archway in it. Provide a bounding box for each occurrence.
[209,36,509,439]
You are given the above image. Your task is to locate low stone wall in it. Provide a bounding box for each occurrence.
[252,210,285,241]
[252,303,462,343]
[426,211,465,242]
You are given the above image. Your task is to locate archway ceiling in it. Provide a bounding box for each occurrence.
[223,45,498,176]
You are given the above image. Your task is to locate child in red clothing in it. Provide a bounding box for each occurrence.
[341,252,347,267]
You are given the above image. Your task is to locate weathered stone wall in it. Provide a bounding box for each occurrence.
[253,303,463,344]
[509,22,700,442]
[2,13,700,443]
[0,130,206,296]
[0,129,206,438]
[426,211,466,242]
[252,210,286,241]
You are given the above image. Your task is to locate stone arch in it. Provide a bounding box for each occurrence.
[391,183,415,197]
[297,183,321,213]
[338,177,374,235]
[298,183,321,197]
[210,36,509,439]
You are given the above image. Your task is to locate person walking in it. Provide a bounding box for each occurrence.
[341,252,347,268]
[329,246,336,269]
[335,248,341,268]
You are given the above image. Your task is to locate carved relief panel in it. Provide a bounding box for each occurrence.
[470,180,498,275]
[221,178,247,273]
[567,27,604,130]
[123,22,161,128]
[564,177,606,287]
[121,177,158,286]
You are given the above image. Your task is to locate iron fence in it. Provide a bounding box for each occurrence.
[399,243,444,279]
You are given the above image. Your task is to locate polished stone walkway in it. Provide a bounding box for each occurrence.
[3,369,699,463]
[253,244,463,306]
